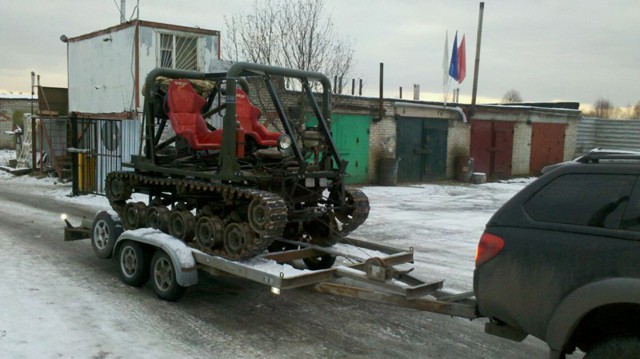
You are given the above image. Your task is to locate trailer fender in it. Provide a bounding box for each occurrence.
[113,228,198,287]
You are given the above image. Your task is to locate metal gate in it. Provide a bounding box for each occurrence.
[396,117,448,182]
[471,120,514,179]
[529,122,566,175]
[72,116,140,195]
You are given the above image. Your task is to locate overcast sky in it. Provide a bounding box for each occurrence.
[1,0,638,109]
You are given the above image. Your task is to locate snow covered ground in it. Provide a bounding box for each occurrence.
[0,153,544,358]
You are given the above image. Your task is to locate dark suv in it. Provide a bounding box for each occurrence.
[474,150,640,358]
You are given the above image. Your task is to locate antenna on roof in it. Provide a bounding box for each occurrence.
[120,0,126,24]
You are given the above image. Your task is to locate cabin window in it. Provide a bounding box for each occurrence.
[158,33,199,71]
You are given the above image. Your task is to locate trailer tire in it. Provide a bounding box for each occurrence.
[117,241,150,287]
[585,337,640,359]
[150,250,186,301]
[91,211,123,259]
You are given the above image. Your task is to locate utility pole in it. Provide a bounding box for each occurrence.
[470,2,485,115]
[31,71,36,170]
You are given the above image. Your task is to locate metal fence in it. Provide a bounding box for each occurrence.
[73,117,140,195]
[39,117,68,177]
[576,117,640,156]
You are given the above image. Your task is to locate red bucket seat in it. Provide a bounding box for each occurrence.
[167,79,223,150]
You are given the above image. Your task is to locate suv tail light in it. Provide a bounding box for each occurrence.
[475,232,505,268]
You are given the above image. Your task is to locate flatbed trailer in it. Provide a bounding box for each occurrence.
[63,211,477,319]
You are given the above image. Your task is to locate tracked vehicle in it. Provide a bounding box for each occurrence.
[105,62,369,266]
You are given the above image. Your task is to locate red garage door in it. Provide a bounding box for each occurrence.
[471,120,514,180]
[530,123,566,175]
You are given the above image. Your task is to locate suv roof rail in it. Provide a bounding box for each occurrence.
[575,148,640,163]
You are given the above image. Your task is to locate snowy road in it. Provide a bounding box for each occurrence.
[0,172,577,358]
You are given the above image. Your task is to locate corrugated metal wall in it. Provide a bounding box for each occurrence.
[576,117,640,156]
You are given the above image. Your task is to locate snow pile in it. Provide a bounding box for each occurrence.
[237,256,309,277]
[331,242,391,260]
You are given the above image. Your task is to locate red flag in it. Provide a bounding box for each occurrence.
[457,34,466,84]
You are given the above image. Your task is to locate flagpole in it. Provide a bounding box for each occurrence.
[443,30,449,106]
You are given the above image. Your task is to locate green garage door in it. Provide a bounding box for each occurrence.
[331,114,370,184]
[396,117,448,182]
[306,113,371,184]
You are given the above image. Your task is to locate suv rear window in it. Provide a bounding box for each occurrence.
[524,174,636,228]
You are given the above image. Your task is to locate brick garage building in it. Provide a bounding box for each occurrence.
[253,85,579,184]
[468,104,580,179]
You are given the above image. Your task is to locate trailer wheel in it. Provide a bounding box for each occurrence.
[91,211,123,259]
[150,250,186,301]
[585,337,640,359]
[117,241,150,287]
[303,255,337,270]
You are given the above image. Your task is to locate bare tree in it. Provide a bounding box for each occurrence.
[633,100,640,119]
[223,0,355,94]
[594,97,614,119]
[502,89,523,103]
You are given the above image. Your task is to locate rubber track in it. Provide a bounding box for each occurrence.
[338,188,370,235]
[105,171,288,260]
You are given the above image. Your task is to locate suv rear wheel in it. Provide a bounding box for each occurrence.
[585,337,640,359]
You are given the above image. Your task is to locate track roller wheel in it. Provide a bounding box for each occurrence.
[105,173,132,202]
[248,198,269,233]
[223,222,254,258]
[168,210,196,242]
[195,216,224,250]
[124,202,147,229]
[146,206,170,232]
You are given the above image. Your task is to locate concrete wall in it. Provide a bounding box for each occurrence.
[564,119,578,161]
[0,97,36,149]
[512,122,532,176]
[0,118,12,149]
[447,120,471,178]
